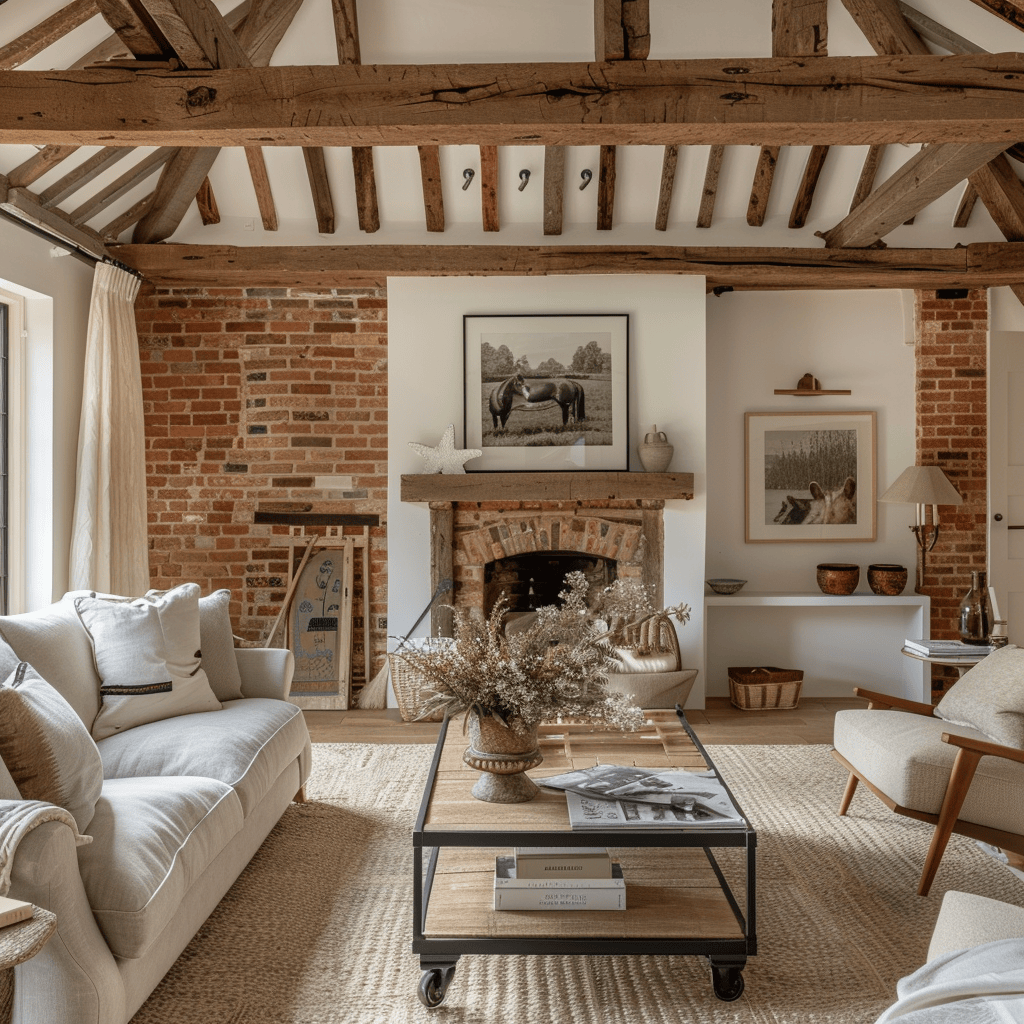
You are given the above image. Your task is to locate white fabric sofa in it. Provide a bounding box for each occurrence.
[0,590,312,1024]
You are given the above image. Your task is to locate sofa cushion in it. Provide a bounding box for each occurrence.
[935,644,1024,748]
[98,698,309,818]
[0,597,101,727]
[75,586,222,740]
[198,589,243,702]
[78,775,243,959]
[0,663,103,832]
[834,708,1024,835]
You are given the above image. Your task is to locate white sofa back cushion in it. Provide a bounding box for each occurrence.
[75,585,222,740]
[198,590,243,701]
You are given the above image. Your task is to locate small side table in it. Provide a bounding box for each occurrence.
[900,647,987,679]
[0,907,57,1024]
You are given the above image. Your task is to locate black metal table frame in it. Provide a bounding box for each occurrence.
[412,707,757,1007]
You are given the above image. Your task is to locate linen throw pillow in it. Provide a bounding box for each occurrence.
[0,662,103,832]
[198,589,243,701]
[75,584,222,741]
[935,644,1024,749]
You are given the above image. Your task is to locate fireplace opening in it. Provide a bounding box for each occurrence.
[484,553,618,620]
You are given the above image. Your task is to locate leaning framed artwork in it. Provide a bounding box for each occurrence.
[745,410,877,543]
[463,313,629,472]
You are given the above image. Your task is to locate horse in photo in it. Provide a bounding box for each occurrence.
[488,373,525,430]
[516,377,587,426]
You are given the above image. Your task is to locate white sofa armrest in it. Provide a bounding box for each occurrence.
[235,647,295,701]
[928,890,1024,962]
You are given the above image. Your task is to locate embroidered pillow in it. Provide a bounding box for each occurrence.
[197,589,243,701]
[0,662,103,831]
[935,644,1024,749]
[75,584,222,740]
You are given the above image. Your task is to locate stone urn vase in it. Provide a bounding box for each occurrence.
[638,425,674,473]
[463,711,543,803]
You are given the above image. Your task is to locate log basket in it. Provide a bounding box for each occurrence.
[728,666,804,710]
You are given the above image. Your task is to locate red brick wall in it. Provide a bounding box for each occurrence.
[136,284,388,699]
[914,288,989,691]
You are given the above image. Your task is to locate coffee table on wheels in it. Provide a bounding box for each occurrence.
[412,707,756,1008]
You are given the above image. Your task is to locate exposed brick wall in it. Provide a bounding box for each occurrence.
[915,288,989,692]
[136,284,388,701]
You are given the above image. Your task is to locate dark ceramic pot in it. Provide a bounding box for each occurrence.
[867,564,908,596]
[816,563,860,595]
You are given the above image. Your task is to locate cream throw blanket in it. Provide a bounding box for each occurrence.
[875,939,1024,1023]
[0,799,92,896]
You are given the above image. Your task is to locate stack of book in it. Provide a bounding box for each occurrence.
[492,847,625,911]
[904,639,995,658]
[0,896,33,928]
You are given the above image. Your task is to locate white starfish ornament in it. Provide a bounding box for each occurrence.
[408,424,482,474]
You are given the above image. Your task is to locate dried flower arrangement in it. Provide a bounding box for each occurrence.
[392,571,689,733]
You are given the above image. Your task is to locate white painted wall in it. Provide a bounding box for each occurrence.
[388,275,708,704]
[0,218,93,607]
[703,290,921,698]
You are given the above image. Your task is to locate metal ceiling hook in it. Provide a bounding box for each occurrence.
[518,169,530,191]
[462,168,475,190]
[579,168,593,190]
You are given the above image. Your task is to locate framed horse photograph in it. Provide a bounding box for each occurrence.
[745,410,877,543]
[463,313,629,471]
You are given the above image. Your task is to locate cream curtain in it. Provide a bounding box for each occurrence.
[69,262,149,596]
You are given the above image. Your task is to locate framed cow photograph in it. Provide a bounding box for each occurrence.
[745,411,877,543]
[463,313,629,472]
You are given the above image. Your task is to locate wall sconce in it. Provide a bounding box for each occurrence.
[579,169,593,190]
[462,168,475,190]
[878,465,963,591]
[518,169,530,191]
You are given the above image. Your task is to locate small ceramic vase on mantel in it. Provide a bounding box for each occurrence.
[638,425,674,473]
[463,710,544,803]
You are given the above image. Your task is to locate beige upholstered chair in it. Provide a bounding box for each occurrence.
[832,645,1024,896]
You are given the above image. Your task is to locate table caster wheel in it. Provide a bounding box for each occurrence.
[711,964,744,1002]
[418,966,455,1007]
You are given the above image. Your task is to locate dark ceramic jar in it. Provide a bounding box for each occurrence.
[816,563,860,595]
[867,564,908,596]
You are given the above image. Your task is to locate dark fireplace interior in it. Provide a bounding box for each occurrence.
[484,553,618,619]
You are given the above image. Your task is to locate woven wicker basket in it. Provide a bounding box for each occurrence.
[727,666,804,711]
[389,639,455,722]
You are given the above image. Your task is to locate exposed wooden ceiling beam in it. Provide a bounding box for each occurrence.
[0,0,99,70]
[417,146,444,233]
[68,146,174,225]
[6,56,1024,148]
[302,147,335,234]
[331,0,360,63]
[897,2,985,53]
[95,0,170,60]
[772,0,828,56]
[7,145,81,189]
[543,145,565,236]
[840,0,929,54]
[697,146,725,229]
[100,192,153,240]
[953,182,979,228]
[244,146,277,231]
[38,146,132,208]
[789,145,829,228]
[479,145,499,232]
[108,241,1024,291]
[747,146,779,227]
[821,141,1008,247]
[1,183,109,258]
[351,146,379,234]
[655,146,678,232]
[850,144,884,212]
[237,0,301,65]
[971,153,1024,240]
[134,0,249,68]
[135,146,219,241]
[595,1,624,61]
[597,145,616,231]
[196,175,219,225]
[621,0,651,60]
[967,0,1024,32]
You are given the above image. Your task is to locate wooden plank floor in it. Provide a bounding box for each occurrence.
[302,696,864,746]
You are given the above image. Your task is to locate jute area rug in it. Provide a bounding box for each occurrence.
[131,743,1024,1024]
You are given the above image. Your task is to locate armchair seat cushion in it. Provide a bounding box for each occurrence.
[97,698,310,818]
[78,776,243,959]
[834,709,1024,835]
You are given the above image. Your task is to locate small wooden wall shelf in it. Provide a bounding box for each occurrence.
[400,472,694,503]
[773,388,852,396]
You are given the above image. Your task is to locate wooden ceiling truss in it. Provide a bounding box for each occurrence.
[0,0,1020,298]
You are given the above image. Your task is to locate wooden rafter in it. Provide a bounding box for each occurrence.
[840,0,930,55]
[237,0,302,65]
[7,146,81,189]
[39,147,132,208]
[100,193,154,240]
[0,0,99,70]
[772,0,828,56]
[1,182,109,258]
[747,146,780,227]
[850,144,885,212]
[134,0,249,68]
[655,146,678,232]
[416,146,444,233]
[302,147,335,234]
[595,0,651,61]
[967,0,1024,32]
[789,145,829,228]
[244,147,278,231]
[821,142,1009,247]
[597,145,616,231]
[108,241,1024,292]
[897,2,986,53]
[68,146,175,224]
[971,154,1024,240]
[697,146,725,229]
[543,146,565,236]
[622,0,651,60]
[196,176,220,225]
[480,145,499,233]
[953,182,979,228]
[5,56,1024,148]
[95,0,170,60]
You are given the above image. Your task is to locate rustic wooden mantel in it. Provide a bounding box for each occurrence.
[399,471,694,504]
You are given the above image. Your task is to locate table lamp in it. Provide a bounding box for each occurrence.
[878,466,963,591]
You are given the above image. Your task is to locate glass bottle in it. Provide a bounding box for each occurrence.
[958,570,993,645]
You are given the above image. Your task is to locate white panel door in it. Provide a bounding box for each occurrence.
[989,331,1024,644]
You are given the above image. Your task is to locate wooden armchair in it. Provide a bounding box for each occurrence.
[832,687,1024,897]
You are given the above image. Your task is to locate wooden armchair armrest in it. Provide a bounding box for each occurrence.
[853,687,936,716]
[941,732,1024,766]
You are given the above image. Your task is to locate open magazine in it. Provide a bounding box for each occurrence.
[539,764,747,830]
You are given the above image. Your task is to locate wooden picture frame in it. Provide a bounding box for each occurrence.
[463,313,629,471]
[745,410,877,543]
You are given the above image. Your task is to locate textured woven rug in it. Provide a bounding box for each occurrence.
[131,743,1024,1024]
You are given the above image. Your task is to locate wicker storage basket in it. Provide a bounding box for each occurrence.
[727,666,804,711]
[389,639,454,722]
